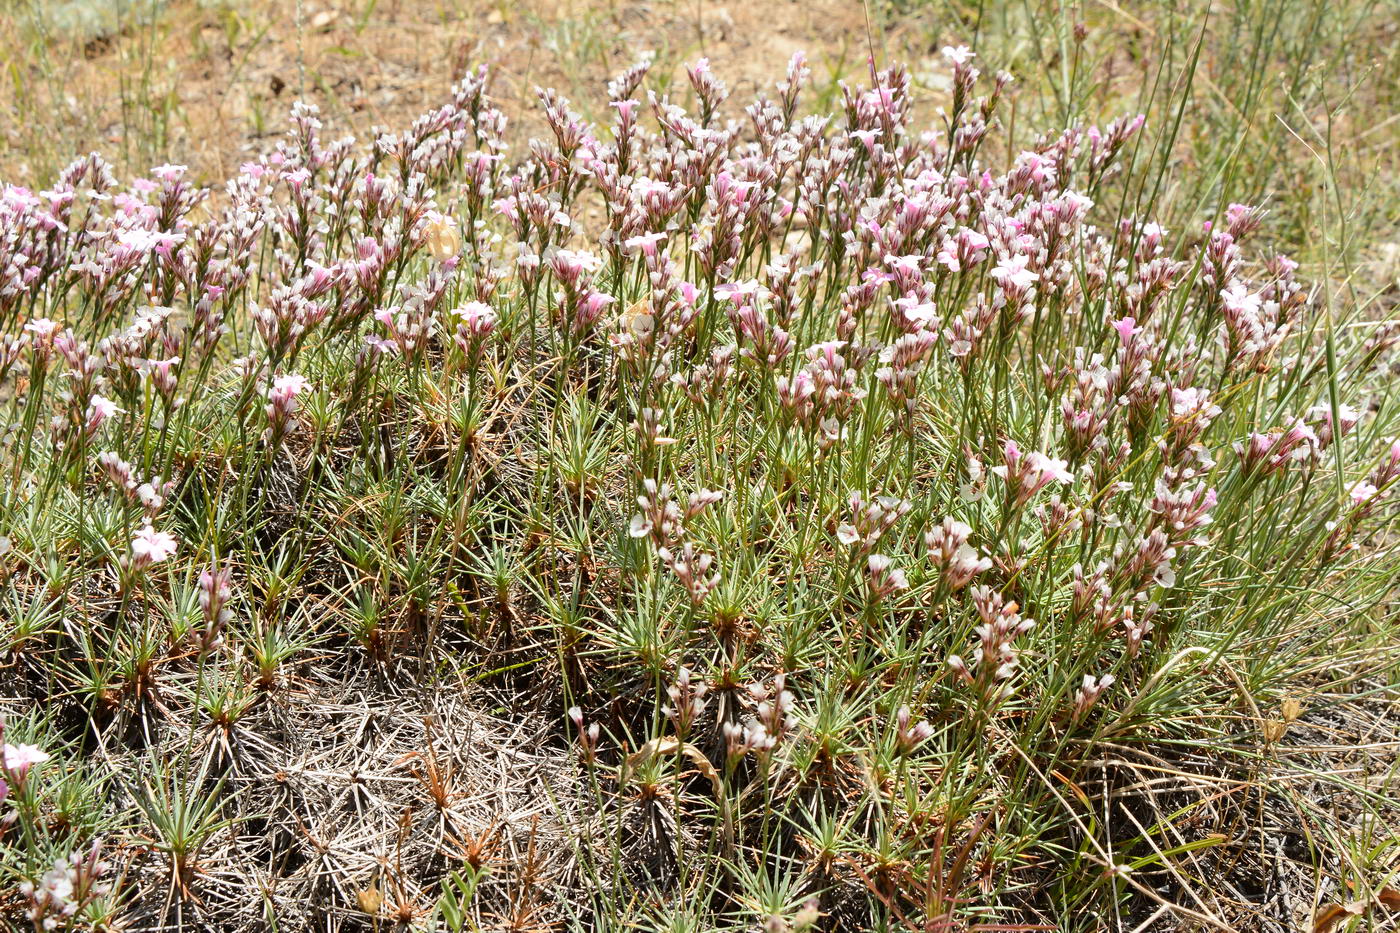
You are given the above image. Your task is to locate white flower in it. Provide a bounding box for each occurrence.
[942,45,975,65]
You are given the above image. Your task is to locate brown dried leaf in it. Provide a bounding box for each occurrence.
[624,736,721,797]
[1315,888,1400,933]
[623,736,732,854]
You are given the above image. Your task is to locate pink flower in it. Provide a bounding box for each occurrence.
[992,440,1073,506]
[85,395,121,435]
[550,248,601,286]
[1309,404,1362,449]
[885,254,923,277]
[575,291,615,334]
[24,318,60,342]
[895,706,934,754]
[1111,317,1142,343]
[3,742,49,778]
[364,334,396,355]
[714,279,765,304]
[453,302,499,350]
[891,296,939,332]
[1073,674,1116,721]
[926,517,991,591]
[991,253,1038,292]
[1350,482,1379,505]
[131,522,178,567]
[282,167,312,190]
[144,357,181,396]
[150,163,187,183]
[866,553,909,601]
[1029,452,1073,484]
[271,373,310,399]
[567,707,600,762]
[624,232,667,258]
[611,99,641,120]
[265,373,312,438]
[936,228,990,273]
[1221,283,1261,317]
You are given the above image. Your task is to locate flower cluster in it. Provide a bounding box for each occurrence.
[20,843,112,931]
[724,675,797,762]
[947,588,1036,703]
[2,44,1398,931]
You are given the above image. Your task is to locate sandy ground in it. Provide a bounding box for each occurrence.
[2,0,898,184]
